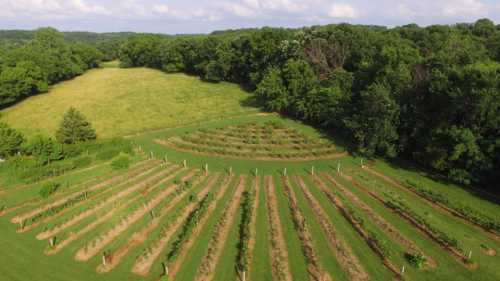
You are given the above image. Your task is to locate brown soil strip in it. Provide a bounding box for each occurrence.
[155,139,347,162]
[1,160,156,218]
[36,165,183,240]
[74,170,199,262]
[328,173,437,268]
[17,164,174,233]
[165,174,235,279]
[99,173,218,273]
[363,166,500,240]
[11,160,159,224]
[44,167,192,256]
[294,175,369,281]
[481,246,496,256]
[281,176,328,281]
[194,175,247,281]
[316,174,402,278]
[339,172,475,269]
[264,175,293,281]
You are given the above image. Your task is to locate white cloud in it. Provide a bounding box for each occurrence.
[328,3,359,19]
[441,0,486,18]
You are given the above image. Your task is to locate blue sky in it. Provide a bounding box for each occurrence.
[1,0,499,34]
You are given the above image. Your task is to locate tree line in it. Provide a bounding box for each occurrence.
[0,27,103,107]
[119,19,500,192]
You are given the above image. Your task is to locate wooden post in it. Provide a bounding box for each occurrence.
[183,160,187,168]
[283,168,287,176]
[361,158,364,168]
[150,210,155,219]
[205,164,208,176]
[337,162,340,173]
[311,166,315,176]
[242,270,246,281]
[49,237,55,247]
[229,166,233,175]
[164,155,168,164]
[150,151,154,159]
[255,168,258,177]
[162,262,169,276]
[102,253,107,266]
[468,250,472,260]
[401,265,405,274]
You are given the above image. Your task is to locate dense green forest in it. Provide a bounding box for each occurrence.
[118,19,500,192]
[0,28,104,107]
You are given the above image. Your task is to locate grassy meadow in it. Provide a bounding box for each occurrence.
[0,62,258,138]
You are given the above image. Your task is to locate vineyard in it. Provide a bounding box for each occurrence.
[0,117,499,281]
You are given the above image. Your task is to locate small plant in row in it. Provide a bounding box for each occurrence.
[165,193,214,263]
[236,190,255,276]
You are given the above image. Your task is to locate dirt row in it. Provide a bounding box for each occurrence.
[296,175,370,281]
[363,166,500,240]
[44,168,192,256]
[264,176,293,281]
[341,172,474,269]
[74,170,199,261]
[36,165,183,240]
[282,176,328,281]
[246,176,260,280]
[328,173,437,268]
[194,175,247,281]
[156,139,347,162]
[11,160,160,224]
[318,174,402,278]
[165,174,235,279]
[17,164,175,233]
[99,172,217,273]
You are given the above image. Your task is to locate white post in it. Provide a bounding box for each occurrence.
[401,265,405,274]
[468,250,472,260]
[102,254,107,266]
[255,168,258,176]
[183,160,187,168]
[150,151,154,159]
[164,155,168,164]
[49,237,54,247]
[337,163,340,173]
[311,166,315,176]
[283,168,287,176]
[242,270,246,281]
[229,166,233,175]
[205,164,208,176]
[163,263,169,276]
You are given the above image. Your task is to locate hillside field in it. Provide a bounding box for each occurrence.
[0,61,258,138]
[1,112,500,281]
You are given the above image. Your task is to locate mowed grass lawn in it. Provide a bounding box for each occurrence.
[0,63,259,138]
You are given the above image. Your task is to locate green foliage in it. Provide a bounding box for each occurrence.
[110,153,131,170]
[38,182,61,198]
[236,190,255,272]
[56,107,96,144]
[22,135,63,165]
[405,252,427,268]
[0,122,25,158]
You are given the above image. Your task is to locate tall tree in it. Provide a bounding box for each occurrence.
[56,108,96,144]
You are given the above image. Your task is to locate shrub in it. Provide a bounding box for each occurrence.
[405,252,426,268]
[111,153,130,170]
[72,156,93,168]
[39,182,61,198]
[0,122,25,158]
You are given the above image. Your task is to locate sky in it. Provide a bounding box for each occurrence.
[0,0,499,34]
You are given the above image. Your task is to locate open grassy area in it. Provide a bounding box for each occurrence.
[1,79,499,281]
[0,62,258,138]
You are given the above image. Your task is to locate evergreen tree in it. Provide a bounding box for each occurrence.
[0,122,25,158]
[56,108,96,144]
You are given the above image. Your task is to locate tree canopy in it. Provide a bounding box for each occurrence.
[56,108,97,144]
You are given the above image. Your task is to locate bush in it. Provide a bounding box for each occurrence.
[39,182,61,198]
[0,122,25,158]
[111,154,130,170]
[56,107,96,144]
[405,252,426,268]
[72,156,93,168]
[96,149,120,161]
